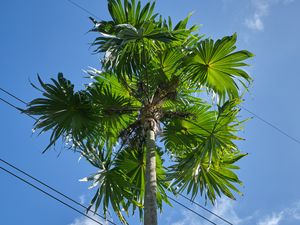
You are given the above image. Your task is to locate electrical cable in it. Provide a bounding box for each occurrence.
[167,195,218,225]
[0,97,23,111]
[0,94,219,225]
[67,0,100,19]
[240,105,300,145]
[0,97,37,121]
[2,81,300,224]
[2,3,300,222]
[0,158,118,225]
[0,165,104,225]
[0,87,28,105]
[178,193,233,225]
[0,159,220,225]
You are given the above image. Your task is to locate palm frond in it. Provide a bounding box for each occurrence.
[81,143,170,223]
[88,80,139,149]
[80,152,132,224]
[114,146,170,217]
[163,99,246,204]
[186,33,254,102]
[168,151,247,204]
[25,73,99,152]
[90,0,189,79]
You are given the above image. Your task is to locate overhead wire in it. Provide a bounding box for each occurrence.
[0,97,37,121]
[67,0,100,19]
[0,165,104,225]
[240,105,300,145]
[167,195,218,225]
[0,2,298,225]
[0,96,23,111]
[0,87,28,105]
[177,193,233,225]
[4,84,300,223]
[0,90,222,224]
[0,158,118,225]
[2,1,300,224]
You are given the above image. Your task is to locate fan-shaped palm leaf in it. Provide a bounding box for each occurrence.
[26,73,99,152]
[164,99,246,203]
[186,33,254,102]
[114,147,170,215]
[80,143,133,224]
[168,150,247,203]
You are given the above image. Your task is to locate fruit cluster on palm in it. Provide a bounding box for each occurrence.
[25,1,253,224]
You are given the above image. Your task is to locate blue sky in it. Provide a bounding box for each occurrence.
[1,0,300,225]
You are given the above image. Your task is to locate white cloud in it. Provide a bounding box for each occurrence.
[245,0,269,31]
[69,217,99,225]
[170,198,243,225]
[79,194,86,205]
[68,214,104,225]
[68,208,109,225]
[258,213,283,225]
[245,14,264,31]
[68,198,300,225]
[288,201,300,220]
[170,198,300,225]
[210,198,243,224]
[245,0,295,31]
[257,200,300,225]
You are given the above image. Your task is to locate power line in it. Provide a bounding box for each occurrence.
[0,87,28,105]
[167,195,218,225]
[0,93,220,224]
[0,97,37,121]
[2,83,300,223]
[0,158,118,225]
[2,85,300,146]
[2,84,300,224]
[0,165,104,225]
[2,1,291,224]
[0,97,22,111]
[178,193,233,225]
[67,0,100,20]
[240,105,300,145]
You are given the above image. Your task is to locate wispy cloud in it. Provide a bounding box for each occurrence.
[79,194,86,205]
[170,199,300,225]
[258,213,283,225]
[68,198,300,225]
[245,0,295,31]
[68,214,104,225]
[258,201,300,225]
[68,206,108,225]
[170,198,244,225]
[245,0,268,31]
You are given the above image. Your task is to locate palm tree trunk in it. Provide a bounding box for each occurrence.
[144,123,158,225]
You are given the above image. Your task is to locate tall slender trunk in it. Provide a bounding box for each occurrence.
[144,124,158,225]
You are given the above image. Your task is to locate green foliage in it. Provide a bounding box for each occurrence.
[169,151,247,203]
[80,143,132,224]
[186,33,253,102]
[26,73,100,152]
[26,0,253,223]
[166,99,247,203]
[80,143,170,224]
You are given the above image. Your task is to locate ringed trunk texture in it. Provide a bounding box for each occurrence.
[144,126,158,225]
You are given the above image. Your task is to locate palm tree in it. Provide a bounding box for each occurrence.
[25,0,253,224]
